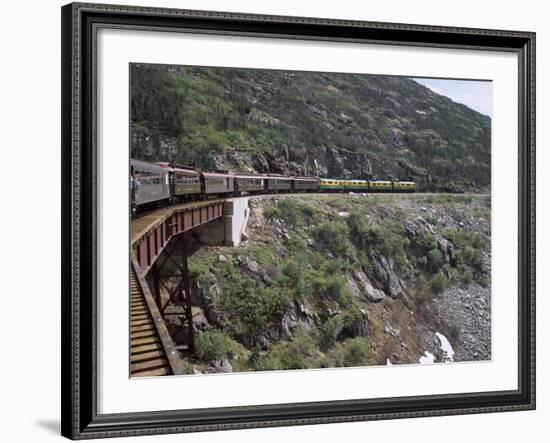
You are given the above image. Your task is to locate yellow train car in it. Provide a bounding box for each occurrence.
[368,180,393,192]
[319,178,348,191]
[393,181,417,192]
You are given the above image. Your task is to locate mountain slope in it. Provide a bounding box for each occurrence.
[130,64,491,192]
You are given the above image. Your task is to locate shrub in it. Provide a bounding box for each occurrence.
[461,269,474,285]
[326,337,370,368]
[430,273,448,295]
[278,333,317,370]
[324,258,350,275]
[341,337,370,367]
[443,229,486,278]
[219,271,280,337]
[187,256,213,283]
[318,315,344,350]
[195,330,231,362]
[282,259,304,285]
[255,354,282,371]
[346,214,409,260]
[312,222,353,256]
[427,248,445,273]
[280,258,312,300]
[315,274,352,308]
[264,199,314,227]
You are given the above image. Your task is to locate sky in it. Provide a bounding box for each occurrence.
[413,78,492,118]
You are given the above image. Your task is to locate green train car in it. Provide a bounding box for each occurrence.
[319,179,416,193]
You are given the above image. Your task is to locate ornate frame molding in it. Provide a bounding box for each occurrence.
[61,2,535,439]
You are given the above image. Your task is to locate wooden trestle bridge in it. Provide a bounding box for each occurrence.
[130,199,225,377]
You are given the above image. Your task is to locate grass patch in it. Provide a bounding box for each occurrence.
[264,199,316,227]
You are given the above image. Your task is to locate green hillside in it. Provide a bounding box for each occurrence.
[130,64,491,192]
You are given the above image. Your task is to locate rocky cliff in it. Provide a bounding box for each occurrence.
[163,194,491,373]
[131,64,491,192]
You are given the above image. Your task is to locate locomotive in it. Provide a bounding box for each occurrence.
[130,158,416,215]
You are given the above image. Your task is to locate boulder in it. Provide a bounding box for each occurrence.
[371,254,404,299]
[211,358,233,373]
[191,306,210,331]
[246,260,259,273]
[352,271,385,303]
[280,312,297,340]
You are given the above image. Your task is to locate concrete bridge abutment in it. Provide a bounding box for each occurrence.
[194,197,250,247]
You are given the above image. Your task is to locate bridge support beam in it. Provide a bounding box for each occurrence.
[147,234,196,355]
[179,237,195,355]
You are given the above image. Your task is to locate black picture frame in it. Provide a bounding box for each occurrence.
[61,2,536,439]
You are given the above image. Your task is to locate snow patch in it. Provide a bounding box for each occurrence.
[419,351,435,364]
[436,332,455,362]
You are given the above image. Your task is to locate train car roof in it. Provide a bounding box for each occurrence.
[265,175,292,180]
[172,166,200,175]
[234,174,266,179]
[293,176,319,181]
[201,171,235,178]
[131,159,167,171]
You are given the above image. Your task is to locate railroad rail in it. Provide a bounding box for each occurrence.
[130,256,185,377]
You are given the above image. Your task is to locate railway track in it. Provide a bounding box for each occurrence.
[130,266,172,377]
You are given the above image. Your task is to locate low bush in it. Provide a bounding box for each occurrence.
[219,270,281,337]
[430,273,448,295]
[278,333,317,370]
[443,228,486,280]
[341,337,370,367]
[318,315,344,350]
[325,337,370,368]
[312,222,353,257]
[314,274,352,308]
[461,268,474,285]
[254,354,282,371]
[281,259,311,299]
[346,212,409,261]
[195,329,231,362]
[427,248,445,273]
[264,199,315,227]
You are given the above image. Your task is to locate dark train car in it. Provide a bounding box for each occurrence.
[234,174,265,194]
[172,166,202,198]
[157,162,202,200]
[131,159,171,210]
[292,177,319,192]
[265,175,292,192]
[202,171,235,195]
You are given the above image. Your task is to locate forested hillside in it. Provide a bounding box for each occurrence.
[130,64,491,192]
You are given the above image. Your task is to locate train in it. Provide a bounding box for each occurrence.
[130,158,416,215]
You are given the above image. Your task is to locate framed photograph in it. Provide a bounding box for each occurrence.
[61,2,535,439]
